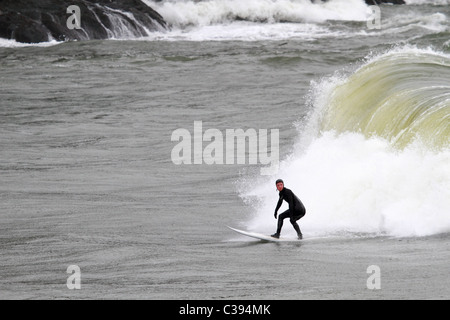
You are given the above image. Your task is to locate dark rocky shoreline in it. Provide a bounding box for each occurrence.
[0,0,167,43]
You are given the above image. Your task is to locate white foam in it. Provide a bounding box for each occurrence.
[143,20,346,41]
[0,38,61,48]
[145,0,369,26]
[241,132,450,238]
[142,0,369,41]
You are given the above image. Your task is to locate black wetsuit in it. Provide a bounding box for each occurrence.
[274,187,306,236]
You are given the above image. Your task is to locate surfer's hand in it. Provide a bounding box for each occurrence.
[274,212,278,219]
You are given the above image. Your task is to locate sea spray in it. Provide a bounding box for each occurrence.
[145,0,369,27]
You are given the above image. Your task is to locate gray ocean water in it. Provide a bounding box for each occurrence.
[1,1,449,299]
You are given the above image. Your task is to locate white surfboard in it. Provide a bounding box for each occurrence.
[227,226,300,242]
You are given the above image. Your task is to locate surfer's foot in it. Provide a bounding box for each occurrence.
[271,233,280,239]
[297,233,303,240]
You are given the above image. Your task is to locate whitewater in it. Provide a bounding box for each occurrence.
[0,0,449,300]
[141,0,450,41]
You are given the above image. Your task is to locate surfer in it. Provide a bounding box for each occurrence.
[272,179,306,240]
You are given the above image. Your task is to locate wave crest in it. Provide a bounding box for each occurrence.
[315,47,450,149]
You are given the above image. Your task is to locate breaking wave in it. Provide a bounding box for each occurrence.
[241,46,450,238]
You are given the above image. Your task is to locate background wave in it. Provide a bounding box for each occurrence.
[144,0,369,27]
[142,0,449,42]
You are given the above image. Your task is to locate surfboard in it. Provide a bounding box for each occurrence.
[227,226,300,242]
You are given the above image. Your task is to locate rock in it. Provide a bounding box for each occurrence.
[0,11,51,43]
[365,0,405,4]
[0,0,167,43]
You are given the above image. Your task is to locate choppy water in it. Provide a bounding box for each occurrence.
[0,0,449,299]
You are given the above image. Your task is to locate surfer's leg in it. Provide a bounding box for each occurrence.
[291,221,302,239]
[290,210,305,239]
[276,210,290,235]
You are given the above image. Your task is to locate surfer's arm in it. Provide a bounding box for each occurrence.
[274,196,283,218]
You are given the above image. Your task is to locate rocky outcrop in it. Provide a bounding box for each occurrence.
[0,0,167,43]
[365,0,405,4]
